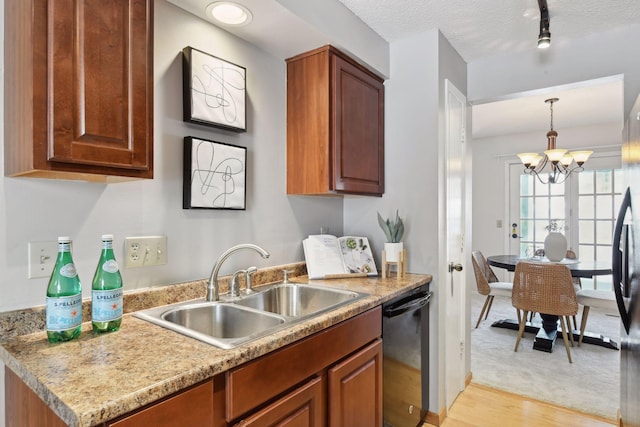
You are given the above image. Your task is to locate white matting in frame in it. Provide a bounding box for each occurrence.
[183,46,247,132]
[183,137,247,210]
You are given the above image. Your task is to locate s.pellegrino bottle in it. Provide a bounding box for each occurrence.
[46,237,82,343]
[91,234,123,333]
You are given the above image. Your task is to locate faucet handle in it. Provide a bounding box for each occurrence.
[282,269,294,284]
[229,269,246,298]
[245,266,258,294]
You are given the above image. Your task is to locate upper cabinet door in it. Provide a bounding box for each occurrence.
[331,54,384,195]
[286,46,384,196]
[4,0,153,181]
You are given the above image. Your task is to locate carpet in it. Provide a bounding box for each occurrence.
[471,292,620,420]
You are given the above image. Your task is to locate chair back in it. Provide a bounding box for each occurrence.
[512,262,578,316]
[471,251,499,296]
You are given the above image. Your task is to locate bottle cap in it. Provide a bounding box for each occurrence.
[101,234,114,240]
[58,236,71,243]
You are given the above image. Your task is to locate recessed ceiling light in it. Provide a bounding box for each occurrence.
[206,2,253,26]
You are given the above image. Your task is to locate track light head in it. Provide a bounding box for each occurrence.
[537,0,551,49]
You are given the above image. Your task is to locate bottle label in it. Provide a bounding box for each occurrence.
[46,295,82,331]
[102,260,119,274]
[92,289,123,322]
[59,263,78,278]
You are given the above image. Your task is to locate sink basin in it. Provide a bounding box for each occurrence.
[134,301,286,349]
[234,283,360,317]
[134,283,368,350]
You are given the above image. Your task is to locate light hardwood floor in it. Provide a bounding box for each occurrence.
[426,383,617,427]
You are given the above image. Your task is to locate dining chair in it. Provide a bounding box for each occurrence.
[576,289,618,346]
[512,262,578,363]
[471,251,513,328]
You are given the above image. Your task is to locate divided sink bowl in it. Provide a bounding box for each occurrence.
[134,283,368,349]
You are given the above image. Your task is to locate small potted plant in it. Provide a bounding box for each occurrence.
[377,210,405,262]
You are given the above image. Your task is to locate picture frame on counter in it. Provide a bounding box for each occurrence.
[183,136,247,210]
[182,46,247,132]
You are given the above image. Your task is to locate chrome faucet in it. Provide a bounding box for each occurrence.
[207,244,270,301]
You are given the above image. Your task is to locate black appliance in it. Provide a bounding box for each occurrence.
[615,93,640,427]
[382,284,431,427]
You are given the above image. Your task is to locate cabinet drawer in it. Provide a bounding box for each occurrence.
[226,307,381,420]
[234,376,325,426]
[108,381,213,427]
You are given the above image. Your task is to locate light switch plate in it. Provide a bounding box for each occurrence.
[124,236,168,268]
[28,241,58,279]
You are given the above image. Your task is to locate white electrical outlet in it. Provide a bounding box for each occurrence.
[28,241,58,279]
[124,236,168,268]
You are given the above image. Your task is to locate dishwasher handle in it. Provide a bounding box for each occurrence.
[383,293,431,318]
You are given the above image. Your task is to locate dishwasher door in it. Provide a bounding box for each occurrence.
[382,285,431,427]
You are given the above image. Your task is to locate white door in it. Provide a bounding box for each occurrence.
[444,80,466,410]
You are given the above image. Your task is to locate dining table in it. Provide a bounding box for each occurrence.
[486,254,617,352]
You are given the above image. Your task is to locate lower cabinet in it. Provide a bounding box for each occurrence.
[5,308,382,427]
[233,376,326,426]
[328,340,383,427]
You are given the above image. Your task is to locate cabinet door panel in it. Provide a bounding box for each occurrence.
[234,376,325,427]
[328,339,383,427]
[332,55,384,195]
[48,0,152,171]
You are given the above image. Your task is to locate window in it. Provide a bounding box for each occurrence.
[516,162,622,291]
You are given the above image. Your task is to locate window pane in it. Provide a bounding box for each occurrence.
[596,220,613,244]
[520,174,533,196]
[595,170,612,193]
[549,181,564,196]
[549,197,564,219]
[579,220,594,244]
[580,278,595,291]
[596,246,612,263]
[614,194,622,214]
[614,169,623,193]
[579,171,594,194]
[579,195,594,219]
[535,220,548,241]
[535,179,550,196]
[596,195,613,219]
[520,220,533,240]
[520,197,534,219]
[579,244,594,261]
[534,197,549,218]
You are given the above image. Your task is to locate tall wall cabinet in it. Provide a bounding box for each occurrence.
[286,45,385,196]
[4,0,154,182]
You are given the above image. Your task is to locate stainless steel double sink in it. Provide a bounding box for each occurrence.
[134,283,369,349]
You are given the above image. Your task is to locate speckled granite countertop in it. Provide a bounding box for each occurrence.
[0,265,431,427]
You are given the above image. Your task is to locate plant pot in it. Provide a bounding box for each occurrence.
[384,242,404,262]
[544,232,567,262]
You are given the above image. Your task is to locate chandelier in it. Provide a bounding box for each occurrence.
[517,98,593,184]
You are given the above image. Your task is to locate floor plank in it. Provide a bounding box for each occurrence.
[425,383,617,427]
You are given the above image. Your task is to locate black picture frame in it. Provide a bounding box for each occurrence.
[183,136,247,210]
[182,46,247,132]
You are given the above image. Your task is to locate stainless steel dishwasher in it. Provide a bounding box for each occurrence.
[382,284,431,427]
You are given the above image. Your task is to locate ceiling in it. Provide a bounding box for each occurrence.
[169,0,637,139]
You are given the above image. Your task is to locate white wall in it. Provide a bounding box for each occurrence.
[0,1,346,423]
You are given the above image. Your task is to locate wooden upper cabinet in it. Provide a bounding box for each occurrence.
[4,0,153,182]
[286,46,384,196]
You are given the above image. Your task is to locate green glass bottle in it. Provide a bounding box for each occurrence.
[91,234,123,333]
[46,237,83,343]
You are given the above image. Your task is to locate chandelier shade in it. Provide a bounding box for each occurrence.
[517,98,592,184]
